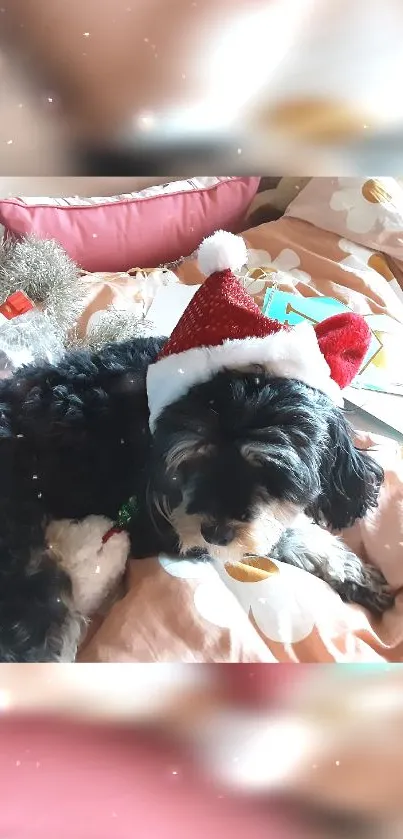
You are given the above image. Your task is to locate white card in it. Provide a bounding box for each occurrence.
[344,386,403,441]
[147,283,200,336]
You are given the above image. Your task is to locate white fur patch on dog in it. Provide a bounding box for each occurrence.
[46,516,130,616]
[147,322,342,431]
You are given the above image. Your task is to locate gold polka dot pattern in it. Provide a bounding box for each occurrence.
[225,556,279,582]
[362,179,393,205]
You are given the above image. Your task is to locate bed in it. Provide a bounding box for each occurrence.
[3,175,403,663]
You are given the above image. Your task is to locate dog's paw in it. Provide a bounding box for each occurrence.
[342,562,395,615]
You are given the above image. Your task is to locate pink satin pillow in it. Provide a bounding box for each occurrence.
[0,177,259,273]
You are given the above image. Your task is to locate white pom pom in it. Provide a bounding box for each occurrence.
[198,230,247,277]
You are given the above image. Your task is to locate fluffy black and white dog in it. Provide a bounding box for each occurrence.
[0,331,393,662]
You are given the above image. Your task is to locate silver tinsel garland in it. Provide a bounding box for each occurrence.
[0,236,159,369]
[0,235,88,338]
[77,306,156,353]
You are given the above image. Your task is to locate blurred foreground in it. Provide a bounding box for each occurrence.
[1,0,403,174]
[0,664,402,837]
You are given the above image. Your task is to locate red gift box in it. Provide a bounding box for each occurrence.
[0,291,34,320]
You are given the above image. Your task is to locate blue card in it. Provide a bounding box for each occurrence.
[262,289,380,372]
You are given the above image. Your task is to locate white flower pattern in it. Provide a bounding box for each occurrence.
[159,553,343,646]
[338,238,399,293]
[238,247,311,296]
[217,558,341,645]
[158,555,252,630]
[338,238,377,278]
[330,178,400,234]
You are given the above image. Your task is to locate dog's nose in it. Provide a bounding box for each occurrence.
[201,522,235,546]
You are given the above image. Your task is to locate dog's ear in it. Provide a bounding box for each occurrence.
[308,409,384,531]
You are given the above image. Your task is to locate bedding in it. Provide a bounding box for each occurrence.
[245,177,311,226]
[178,217,403,320]
[23,176,403,662]
[78,431,403,664]
[285,176,403,263]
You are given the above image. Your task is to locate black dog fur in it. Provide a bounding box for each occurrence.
[0,336,389,661]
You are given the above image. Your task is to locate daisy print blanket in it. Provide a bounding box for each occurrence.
[78,177,403,663]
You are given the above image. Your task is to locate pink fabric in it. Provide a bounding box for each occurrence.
[285,177,403,261]
[0,177,259,273]
[0,716,298,839]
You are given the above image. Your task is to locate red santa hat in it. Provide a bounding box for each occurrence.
[147,230,371,431]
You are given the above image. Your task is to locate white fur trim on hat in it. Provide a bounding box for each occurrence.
[198,230,248,277]
[147,322,342,432]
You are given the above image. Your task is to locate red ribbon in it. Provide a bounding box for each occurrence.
[102,526,123,545]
